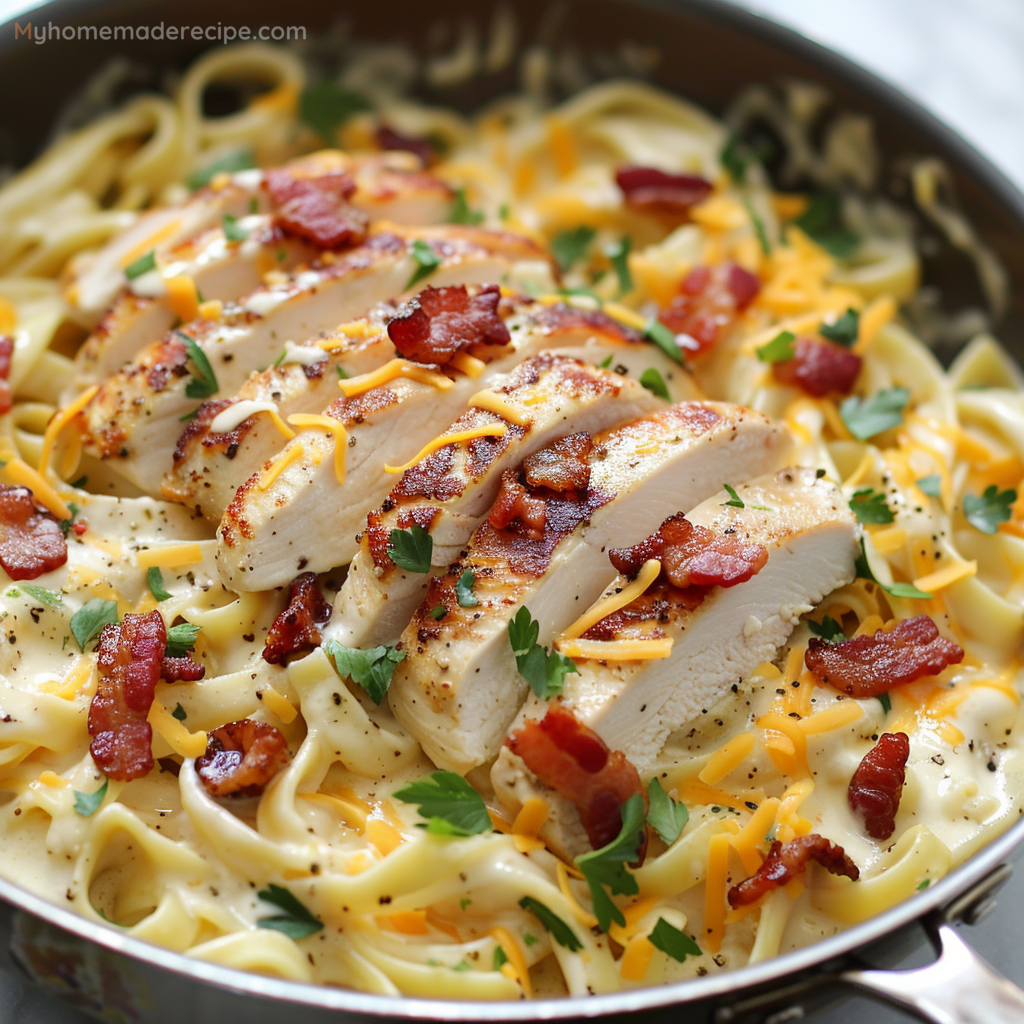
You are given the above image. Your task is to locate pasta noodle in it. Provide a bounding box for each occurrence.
[0,33,1020,1004]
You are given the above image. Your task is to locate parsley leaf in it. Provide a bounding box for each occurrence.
[644,318,684,365]
[256,884,323,939]
[186,148,255,190]
[574,792,645,931]
[807,616,847,643]
[517,897,583,952]
[916,474,942,498]
[324,640,407,705]
[820,308,859,348]
[791,191,861,259]
[455,568,479,608]
[744,198,771,255]
[639,367,669,400]
[70,598,118,651]
[179,332,219,399]
[393,770,490,836]
[550,226,596,273]
[19,584,62,607]
[222,214,249,242]
[147,566,172,602]
[646,778,688,845]
[73,779,108,817]
[165,623,199,657]
[171,703,188,722]
[649,918,702,962]
[855,538,931,599]
[124,250,156,281]
[850,488,895,525]
[508,606,578,699]
[964,485,1016,534]
[299,81,372,142]
[405,239,443,291]
[605,236,633,298]
[839,386,909,441]
[448,188,485,226]
[387,525,433,573]
[756,330,795,364]
[877,692,892,715]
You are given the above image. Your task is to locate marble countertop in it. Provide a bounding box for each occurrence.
[0,1,1022,1022]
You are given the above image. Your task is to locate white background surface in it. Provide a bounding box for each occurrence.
[0,0,1022,1021]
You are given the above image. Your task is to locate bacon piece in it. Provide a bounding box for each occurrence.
[609,512,768,589]
[849,732,910,840]
[615,165,713,216]
[88,611,165,781]
[263,169,369,249]
[0,484,68,581]
[522,432,592,494]
[375,124,438,167]
[507,705,647,852]
[488,469,547,539]
[773,338,862,397]
[728,834,860,908]
[195,719,291,798]
[657,262,760,358]
[262,572,332,665]
[387,284,511,365]
[805,615,964,698]
[160,655,206,682]
[0,335,13,415]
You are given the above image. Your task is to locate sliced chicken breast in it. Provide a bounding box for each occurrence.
[78,227,554,495]
[387,403,792,775]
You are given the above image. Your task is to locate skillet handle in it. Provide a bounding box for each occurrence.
[840,919,1024,1024]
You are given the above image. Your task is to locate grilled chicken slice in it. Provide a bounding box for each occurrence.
[73,152,457,382]
[387,403,792,775]
[66,150,455,326]
[327,359,663,646]
[78,227,554,495]
[186,295,695,532]
[491,468,859,855]
[216,355,661,592]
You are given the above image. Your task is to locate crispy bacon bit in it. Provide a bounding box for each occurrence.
[488,469,547,539]
[375,124,438,166]
[805,615,964,698]
[160,656,206,682]
[263,169,369,250]
[657,262,760,357]
[0,335,13,415]
[88,611,165,781]
[507,705,647,852]
[609,512,768,589]
[195,720,290,798]
[773,338,862,397]
[262,572,332,665]
[522,432,592,494]
[0,484,68,581]
[849,732,910,840]
[728,834,860,908]
[387,284,511,365]
[615,165,713,216]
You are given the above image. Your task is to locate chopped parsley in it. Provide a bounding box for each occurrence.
[756,330,796,364]
[819,308,859,348]
[124,250,157,281]
[324,640,407,705]
[507,606,578,700]
[605,235,634,298]
[393,770,490,836]
[186,148,255,190]
[387,525,433,573]
[405,239,443,291]
[165,622,200,657]
[550,226,596,272]
[222,214,249,242]
[448,188,485,226]
[256,884,323,939]
[455,568,479,608]
[855,538,931,599]
[963,485,1016,534]
[646,778,688,845]
[644,318,684,365]
[70,598,118,652]
[179,332,219,399]
[648,918,702,963]
[299,81,372,142]
[147,567,172,602]
[849,488,895,525]
[639,367,670,400]
[19,584,62,607]
[517,897,583,952]
[839,386,909,441]
[807,616,847,643]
